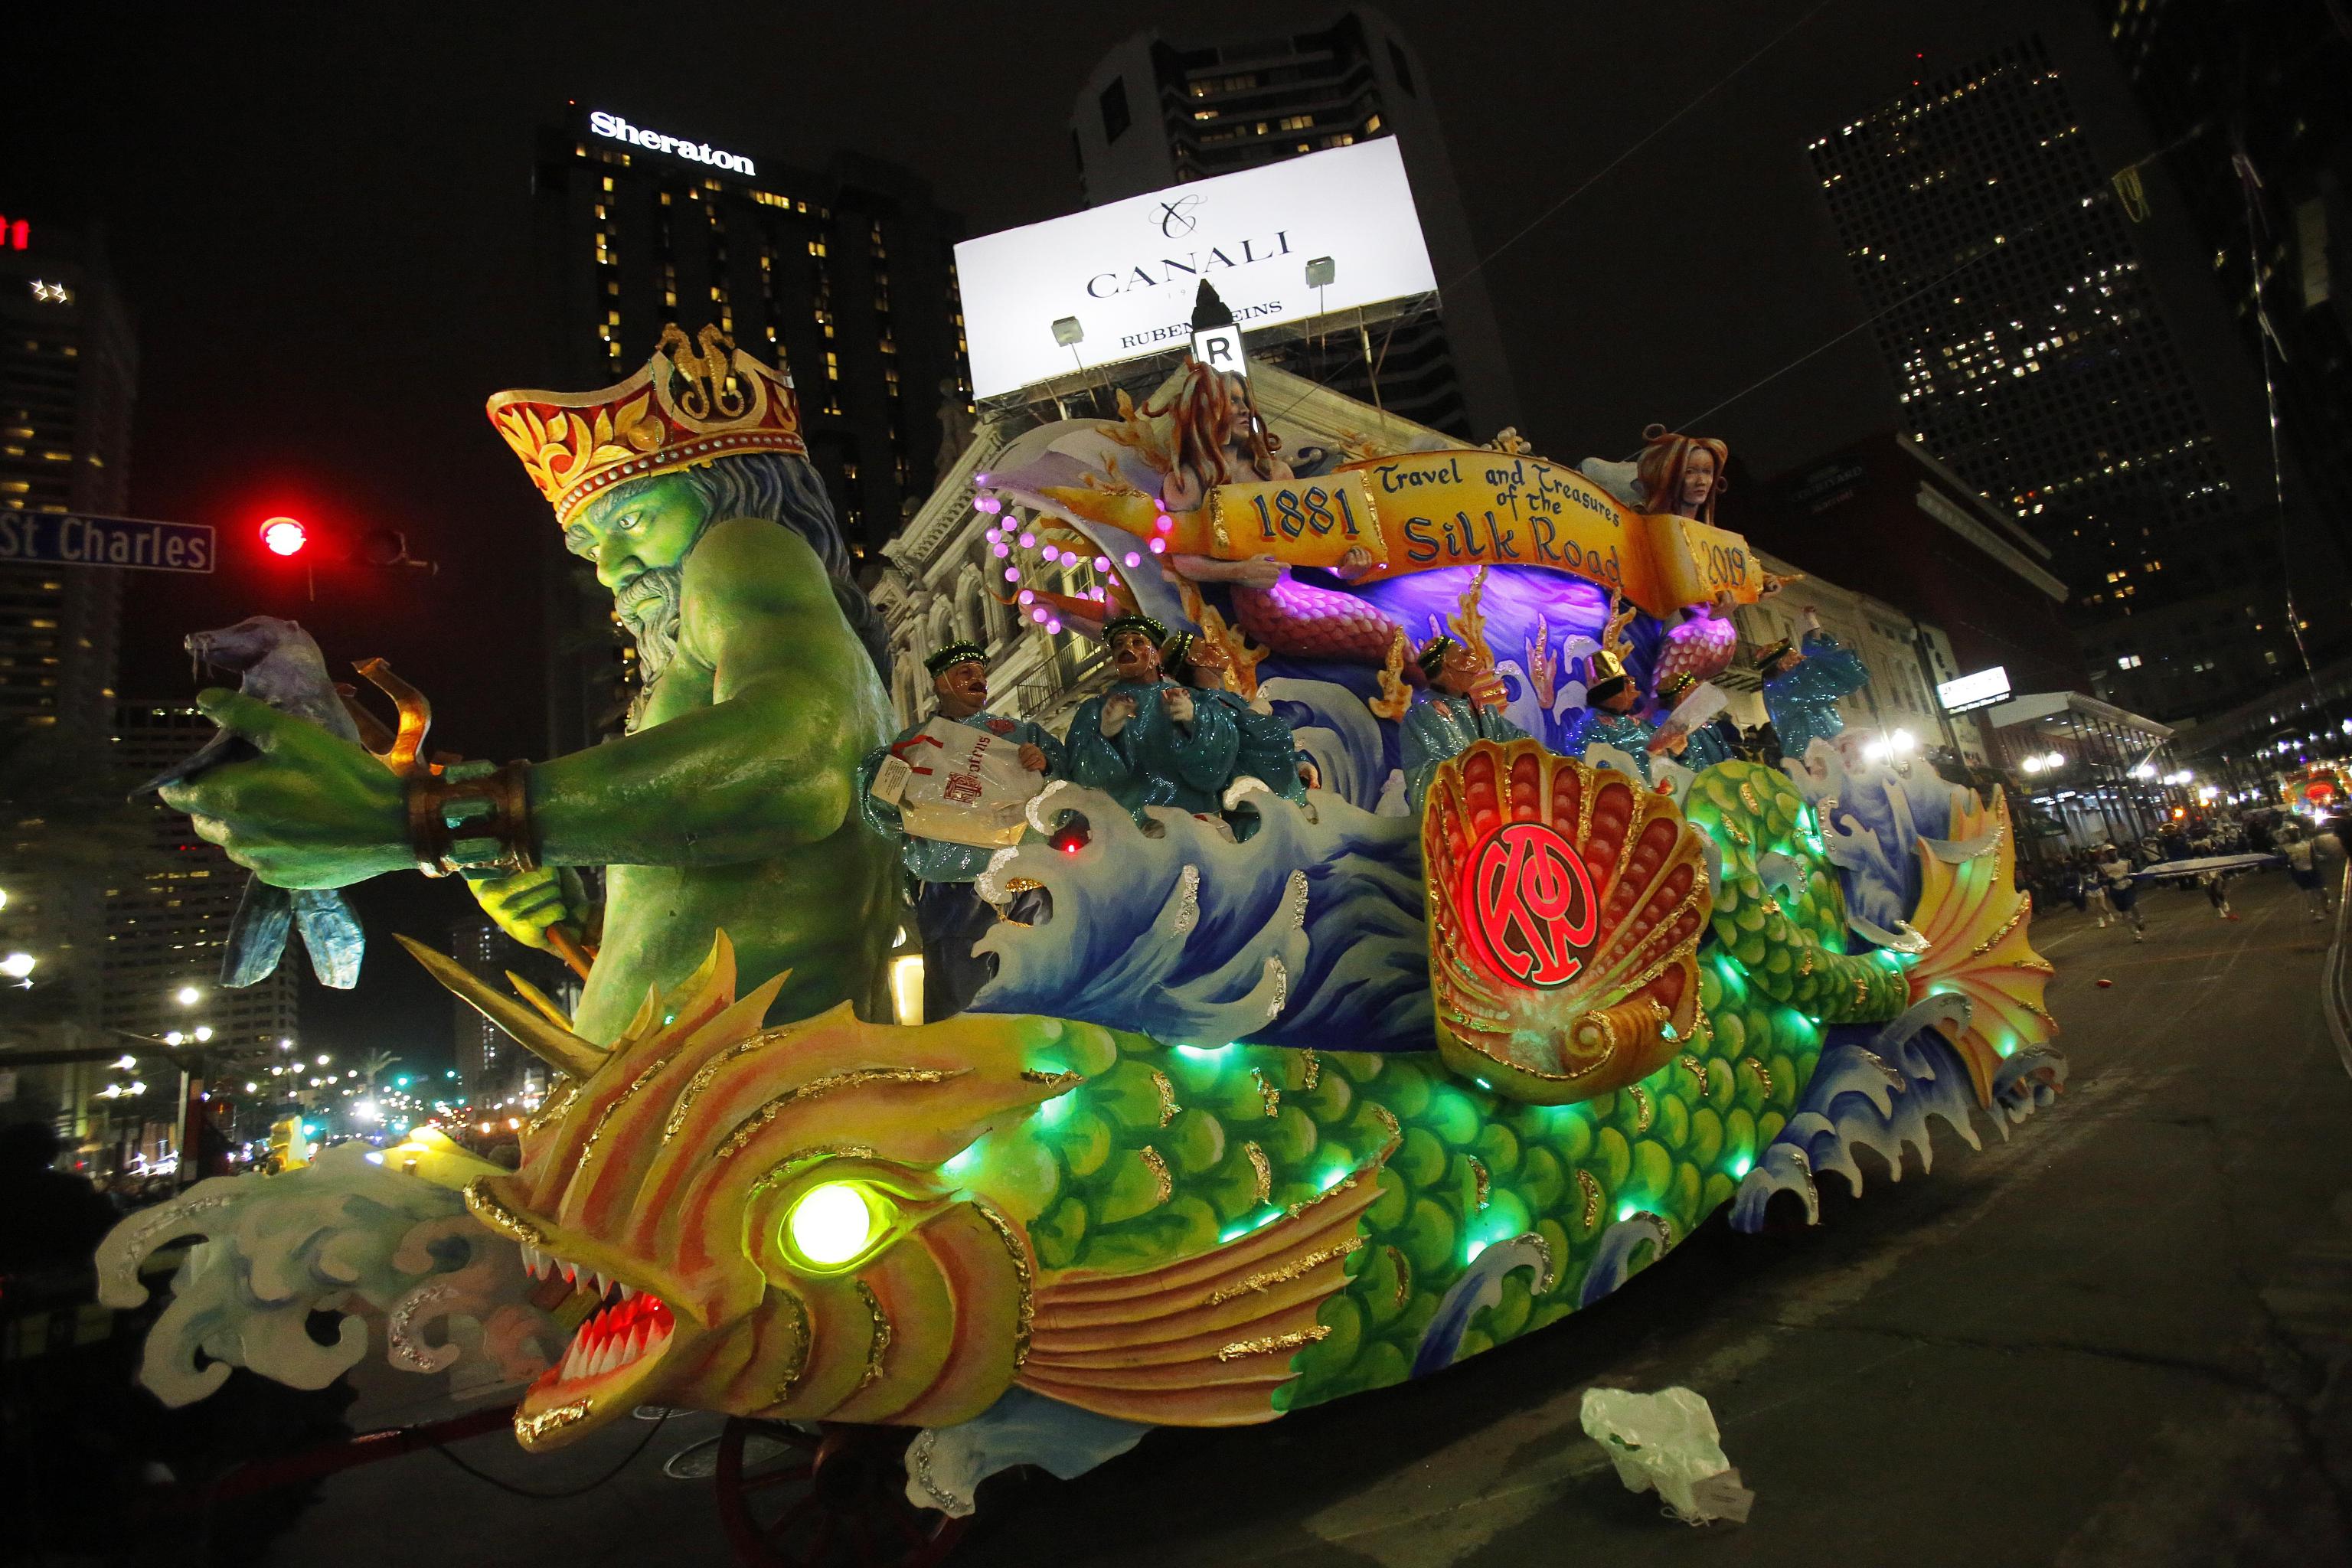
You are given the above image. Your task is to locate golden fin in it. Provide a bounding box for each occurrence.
[1015,1167,1383,1426]
[398,935,605,1080]
[1905,789,2056,1104]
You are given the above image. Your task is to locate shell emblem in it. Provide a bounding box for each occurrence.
[1423,740,1713,1104]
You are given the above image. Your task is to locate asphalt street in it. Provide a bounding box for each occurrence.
[263,866,2352,1567]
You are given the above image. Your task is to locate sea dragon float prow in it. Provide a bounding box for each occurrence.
[410,933,1394,1450]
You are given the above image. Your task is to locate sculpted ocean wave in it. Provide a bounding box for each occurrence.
[1782,751,1968,939]
[972,783,1429,1050]
[92,1143,558,1408]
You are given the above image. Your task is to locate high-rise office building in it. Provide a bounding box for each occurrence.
[1070,7,1518,441]
[448,916,570,1111]
[2100,1,2352,568]
[1808,37,2317,722]
[103,701,300,1056]
[1,217,131,743]
[531,109,969,751]
[1,218,136,1036]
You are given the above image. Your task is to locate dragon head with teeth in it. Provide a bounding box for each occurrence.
[407,933,1083,1452]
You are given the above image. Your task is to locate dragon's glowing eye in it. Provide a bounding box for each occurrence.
[787,1182,878,1267]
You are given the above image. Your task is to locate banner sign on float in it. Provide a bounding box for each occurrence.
[0,512,215,573]
[1207,472,1387,570]
[955,139,1439,399]
[1201,452,1768,616]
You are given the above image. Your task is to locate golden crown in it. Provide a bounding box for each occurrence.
[486,325,806,524]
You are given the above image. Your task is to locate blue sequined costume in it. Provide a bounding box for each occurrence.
[1677,721,1736,769]
[1196,688,1306,804]
[1763,630,1870,758]
[1401,693,1527,812]
[1068,679,1244,818]
[1568,707,1662,782]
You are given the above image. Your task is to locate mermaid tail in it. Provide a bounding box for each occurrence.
[1900,789,2056,1105]
[1232,577,1405,665]
[1651,609,1739,689]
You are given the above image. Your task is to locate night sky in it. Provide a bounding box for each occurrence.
[8,0,2158,1063]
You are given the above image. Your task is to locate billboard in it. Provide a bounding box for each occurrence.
[1938,666,2012,714]
[955,138,1439,400]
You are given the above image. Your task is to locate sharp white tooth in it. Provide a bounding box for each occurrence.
[619,1282,637,1301]
[593,1270,611,1298]
[560,1262,577,1285]
[594,1341,620,1377]
[625,1324,648,1364]
[563,1340,584,1380]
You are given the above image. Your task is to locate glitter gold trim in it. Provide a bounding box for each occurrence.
[1215,1324,1330,1362]
[1297,1050,1321,1091]
[1738,780,1761,815]
[1385,1244,1411,1309]
[1467,1155,1490,1212]
[524,1081,581,1140]
[462,1178,546,1247]
[767,1290,812,1408]
[662,1037,768,1142]
[1251,1069,1281,1118]
[1243,1142,1272,1204]
[1576,1168,1602,1231]
[1370,1103,1403,1158]
[1677,1054,1710,1095]
[745,1145,883,1199]
[1021,1069,1086,1093]
[515,1398,593,1445]
[1200,1236,1364,1308]
[1151,1070,1180,1128]
[1741,1057,1774,1099]
[579,1050,685,1171]
[854,1279,892,1393]
[717,1067,960,1159]
[1626,1084,1653,1134]
[969,1197,1034,1367]
[1969,900,2029,957]
[1137,1145,1173,1208]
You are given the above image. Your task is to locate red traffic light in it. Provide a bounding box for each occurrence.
[259,517,309,557]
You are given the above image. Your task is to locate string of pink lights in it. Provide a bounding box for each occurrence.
[970,472,1178,635]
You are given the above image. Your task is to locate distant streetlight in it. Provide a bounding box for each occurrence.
[0,952,35,980]
[192,1025,214,1043]
[0,885,10,910]
[175,985,201,1006]
[164,1031,185,1046]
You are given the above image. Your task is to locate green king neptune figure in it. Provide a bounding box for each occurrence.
[158,327,898,1042]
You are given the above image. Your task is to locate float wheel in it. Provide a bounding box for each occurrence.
[711,1417,969,1568]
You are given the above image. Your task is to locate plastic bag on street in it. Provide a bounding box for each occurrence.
[1579,1386,1754,1525]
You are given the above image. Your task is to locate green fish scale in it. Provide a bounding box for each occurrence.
[975,762,1906,1413]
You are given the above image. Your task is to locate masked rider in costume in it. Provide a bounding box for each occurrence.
[1758,607,1870,760]
[1401,634,1527,813]
[854,640,1064,1020]
[158,328,898,1042]
[1067,614,1244,819]
[1160,629,1306,808]
[1647,669,1735,769]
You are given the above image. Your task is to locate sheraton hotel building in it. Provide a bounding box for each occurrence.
[529,105,971,752]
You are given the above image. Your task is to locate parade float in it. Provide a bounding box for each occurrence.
[97,314,2063,1562]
